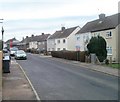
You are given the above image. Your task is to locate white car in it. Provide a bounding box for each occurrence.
[10,47,18,56]
[15,50,27,60]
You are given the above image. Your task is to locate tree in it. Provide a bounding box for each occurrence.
[87,36,107,62]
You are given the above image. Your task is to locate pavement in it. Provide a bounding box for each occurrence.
[2,54,119,100]
[2,59,38,101]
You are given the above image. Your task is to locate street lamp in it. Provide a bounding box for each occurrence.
[1,27,4,50]
[0,19,3,23]
[0,19,4,50]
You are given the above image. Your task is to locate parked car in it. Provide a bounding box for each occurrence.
[10,47,18,56]
[15,50,27,60]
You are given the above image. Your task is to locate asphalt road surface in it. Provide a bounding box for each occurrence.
[17,53,118,100]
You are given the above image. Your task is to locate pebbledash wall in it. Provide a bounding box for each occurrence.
[0,51,2,101]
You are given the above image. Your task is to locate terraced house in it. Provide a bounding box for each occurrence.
[19,33,50,52]
[29,33,50,52]
[76,13,120,63]
[47,26,80,51]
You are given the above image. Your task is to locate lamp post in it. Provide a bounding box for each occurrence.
[1,27,4,50]
[0,19,4,50]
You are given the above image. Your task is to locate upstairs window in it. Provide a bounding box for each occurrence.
[77,37,80,40]
[57,40,60,44]
[63,39,66,43]
[52,48,54,51]
[63,48,66,50]
[57,48,60,51]
[106,31,112,38]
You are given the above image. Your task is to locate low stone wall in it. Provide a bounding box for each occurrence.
[0,51,2,101]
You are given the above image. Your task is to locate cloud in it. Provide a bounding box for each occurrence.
[0,0,119,41]
[0,0,118,20]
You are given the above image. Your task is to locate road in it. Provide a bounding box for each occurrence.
[17,53,118,100]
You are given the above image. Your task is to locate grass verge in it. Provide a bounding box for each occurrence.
[105,63,120,69]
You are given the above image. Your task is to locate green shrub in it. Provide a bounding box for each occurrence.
[51,51,86,62]
[87,36,107,62]
[79,51,86,62]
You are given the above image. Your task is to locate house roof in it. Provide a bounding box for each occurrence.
[48,26,79,39]
[21,37,32,44]
[21,34,50,43]
[76,13,120,34]
[31,34,50,42]
[5,37,19,44]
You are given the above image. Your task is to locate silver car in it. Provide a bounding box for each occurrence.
[15,50,27,60]
[10,47,18,56]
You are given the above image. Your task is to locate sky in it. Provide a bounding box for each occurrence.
[0,0,119,41]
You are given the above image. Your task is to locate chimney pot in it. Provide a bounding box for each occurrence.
[99,13,105,20]
[61,27,65,31]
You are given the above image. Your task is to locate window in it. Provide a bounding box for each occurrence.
[42,42,44,44]
[57,48,60,51]
[77,37,80,40]
[57,40,60,44]
[106,31,112,38]
[63,48,66,50]
[39,42,41,45]
[83,36,85,39]
[106,47,112,55]
[52,48,54,51]
[63,39,66,43]
[76,46,80,51]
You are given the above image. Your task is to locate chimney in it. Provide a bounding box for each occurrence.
[61,27,65,31]
[31,34,34,37]
[42,33,44,35]
[26,36,28,38]
[99,13,105,20]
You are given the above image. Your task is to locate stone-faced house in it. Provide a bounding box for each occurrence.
[29,33,50,52]
[47,26,80,51]
[76,13,120,63]
[18,36,32,51]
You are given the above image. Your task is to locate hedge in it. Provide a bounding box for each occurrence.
[51,51,87,62]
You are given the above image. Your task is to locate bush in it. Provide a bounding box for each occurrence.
[79,51,86,62]
[51,51,86,62]
[87,36,107,62]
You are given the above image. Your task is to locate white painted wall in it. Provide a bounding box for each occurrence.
[47,26,80,51]
[75,32,91,51]
[55,38,68,51]
[47,39,55,51]
[91,28,117,62]
[67,26,80,51]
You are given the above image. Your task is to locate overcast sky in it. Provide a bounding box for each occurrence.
[0,0,119,41]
